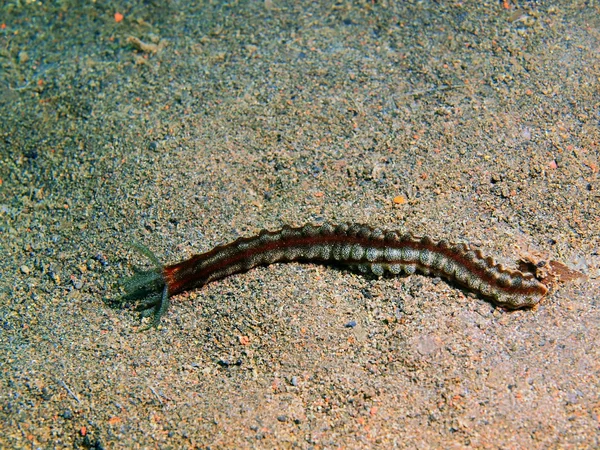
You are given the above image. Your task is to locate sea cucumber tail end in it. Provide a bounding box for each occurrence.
[118,243,170,330]
[489,275,549,310]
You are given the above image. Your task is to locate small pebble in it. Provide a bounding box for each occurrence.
[20,265,31,275]
[95,253,108,267]
[344,320,357,328]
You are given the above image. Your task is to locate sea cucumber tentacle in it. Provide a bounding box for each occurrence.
[120,223,549,327]
[117,244,169,329]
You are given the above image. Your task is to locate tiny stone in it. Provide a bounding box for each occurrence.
[20,265,31,275]
[345,320,357,328]
[18,51,30,64]
[50,272,61,284]
[277,415,288,422]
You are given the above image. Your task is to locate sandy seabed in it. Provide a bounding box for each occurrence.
[1,1,598,448]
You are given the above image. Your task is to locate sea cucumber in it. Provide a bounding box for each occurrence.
[120,223,549,328]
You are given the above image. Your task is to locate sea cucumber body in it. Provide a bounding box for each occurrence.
[162,223,548,308]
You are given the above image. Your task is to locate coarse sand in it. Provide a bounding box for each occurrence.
[1,1,598,448]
